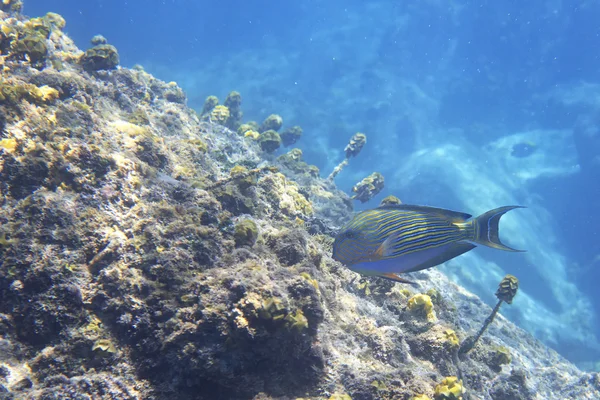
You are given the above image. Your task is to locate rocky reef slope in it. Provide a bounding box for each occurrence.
[0,6,598,400]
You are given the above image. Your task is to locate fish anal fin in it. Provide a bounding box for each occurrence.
[379,272,417,285]
[402,242,476,274]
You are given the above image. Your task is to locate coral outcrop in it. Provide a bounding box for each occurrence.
[0,7,598,400]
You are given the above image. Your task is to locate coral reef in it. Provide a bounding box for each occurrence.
[0,8,597,400]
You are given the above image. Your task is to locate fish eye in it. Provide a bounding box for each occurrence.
[340,229,359,240]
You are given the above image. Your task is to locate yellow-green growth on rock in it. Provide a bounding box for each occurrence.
[284,309,308,331]
[490,346,512,371]
[443,329,460,348]
[434,376,464,400]
[407,294,437,322]
[210,105,230,125]
[328,394,352,400]
[234,219,258,247]
[411,395,431,400]
[92,339,117,354]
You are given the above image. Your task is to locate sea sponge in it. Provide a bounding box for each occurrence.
[44,12,66,30]
[258,129,281,153]
[201,95,219,116]
[408,294,437,322]
[280,125,303,147]
[345,132,367,158]
[234,219,259,247]
[81,43,119,71]
[224,91,242,129]
[210,105,230,125]
[380,195,402,206]
[91,34,107,45]
[434,377,463,400]
[352,172,385,203]
[259,114,283,132]
[495,274,519,304]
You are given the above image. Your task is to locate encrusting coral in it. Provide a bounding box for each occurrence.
[0,6,596,400]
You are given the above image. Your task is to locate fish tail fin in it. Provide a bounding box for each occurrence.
[472,206,526,252]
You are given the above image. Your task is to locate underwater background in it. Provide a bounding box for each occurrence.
[24,0,600,370]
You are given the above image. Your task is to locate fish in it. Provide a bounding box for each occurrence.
[511,141,537,158]
[332,204,525,284]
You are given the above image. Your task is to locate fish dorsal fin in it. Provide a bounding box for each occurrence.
[377,204,472,221]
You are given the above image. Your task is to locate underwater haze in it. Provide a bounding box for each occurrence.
[25,0,600,369]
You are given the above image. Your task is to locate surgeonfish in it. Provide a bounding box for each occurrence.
[332,204,525,284]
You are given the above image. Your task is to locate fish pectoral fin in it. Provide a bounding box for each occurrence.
[372,232,400,260]
[379,272,417,285]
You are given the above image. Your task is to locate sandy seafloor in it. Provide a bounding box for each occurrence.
[1,3,600,400]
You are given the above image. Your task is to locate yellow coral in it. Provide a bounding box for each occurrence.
[328,394,352,400]
[434,377,463,400]
[407,294,437,322]
[210,105,230,124]
[92,339,117,354]
[36,85,59,102]
[442,329,459,347]
[111,120,148,139]
[411,395,431,400]
[0,138,17,153]
[260,172,313,217]
[244,129,260,139]
[285,309,309,331]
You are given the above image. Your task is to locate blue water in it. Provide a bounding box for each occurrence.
[26,0,600,369]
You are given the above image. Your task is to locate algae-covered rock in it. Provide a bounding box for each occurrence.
[258,129,282,153]
[234,218,258,247]
[259,113,283,132]
[81,43,119,71]
[280,125,303,146]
